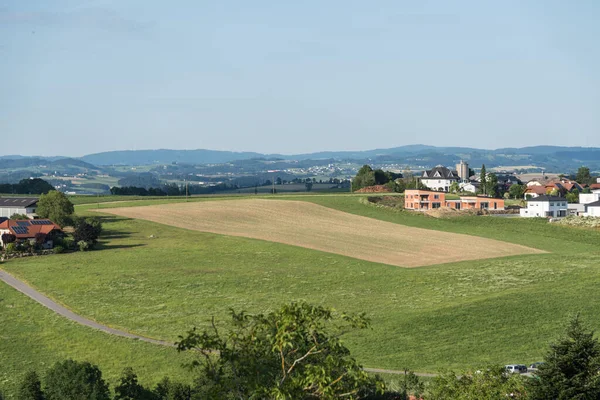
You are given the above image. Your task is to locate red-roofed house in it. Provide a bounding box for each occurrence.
[0,219,63,249]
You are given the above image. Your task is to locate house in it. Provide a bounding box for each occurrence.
[404,190,505,211]
[0,197,39,219]
[404,190,446,211]
[524,186,547,199]
[459,181,479,193]
[585,201,600,217]
[0,219,62,249]
[519,195,568,218]
[579,189,600,205]
[568,203,586,216]
[420,166,460,192]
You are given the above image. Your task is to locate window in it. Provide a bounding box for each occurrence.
[432,202,441,209]
[434,195,439,199]
[550,203,554,206]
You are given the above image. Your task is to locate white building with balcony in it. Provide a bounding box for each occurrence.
[520,195,568,218]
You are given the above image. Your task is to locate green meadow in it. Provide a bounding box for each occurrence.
[2,194,600,395]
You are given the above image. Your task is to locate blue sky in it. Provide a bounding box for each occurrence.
[1,1,599,156]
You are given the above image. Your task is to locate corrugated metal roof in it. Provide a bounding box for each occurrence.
[0,197,39,208]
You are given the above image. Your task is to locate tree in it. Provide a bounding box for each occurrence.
[426,366,526,399]
[352,165,376,191]
[449,182,460,194]
[114,367,155,400]
[566,189,579,204]
[44,359,110,400]
[176,301,384,399]
[485,173,498,198]
[36,191,74,227]
[10,213,30,220]
[479,165,487,195]
[576,166,594,185]
[528,315,600,399]
[153,378,192,400]
[305,181,313,192]
[508,184,525,199]
[72,218,102,249]
[1,233,16,247]
[17,370,45,400]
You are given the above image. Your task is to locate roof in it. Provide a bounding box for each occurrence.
[0,219,62,238]
[422,166,459,180]
[590,183,600,190]
[0,197,38,208]
[527,195,566,202]
[525,186,547,194]
[586,200,600,208]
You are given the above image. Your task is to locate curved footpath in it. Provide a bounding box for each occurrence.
[0,268,434,377]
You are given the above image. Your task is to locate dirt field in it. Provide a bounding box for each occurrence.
[100,199,544,268]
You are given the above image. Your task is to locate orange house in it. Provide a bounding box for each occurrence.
[404,190,446,211]
[405,190,504,211]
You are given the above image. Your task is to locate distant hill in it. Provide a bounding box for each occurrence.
[2,145,600,172]
[80,149,268,166]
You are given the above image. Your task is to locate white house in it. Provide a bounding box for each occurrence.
[420,166,460,192]
[579,189,600,205]
[520,195,568,218]
[459,182,479,193]
[0,197,38,219]
[585,200,600,217]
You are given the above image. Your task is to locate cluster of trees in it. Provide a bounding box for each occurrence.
[575,166,596,186]
[6,305,600,399]
[110,183,235,197]
[352,165,425,192]
[0,178,54,195]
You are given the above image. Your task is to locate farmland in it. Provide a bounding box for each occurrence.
[2,194,600,395]
[100,199,543,267]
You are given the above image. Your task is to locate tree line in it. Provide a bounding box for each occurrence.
[0,178,54,195]
[5,302,598,399]
[110,183,234,196]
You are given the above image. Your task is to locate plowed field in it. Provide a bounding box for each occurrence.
[100,199,544,267]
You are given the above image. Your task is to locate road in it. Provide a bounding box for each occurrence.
[1,268,436,377]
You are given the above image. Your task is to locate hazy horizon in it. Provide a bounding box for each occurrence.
[2,1,599,156]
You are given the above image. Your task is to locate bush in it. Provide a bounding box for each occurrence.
[44,359,110,400]
[62,237,75,250]
[5,242,17,254]
[78,241,89,252]
[53,245,65,254]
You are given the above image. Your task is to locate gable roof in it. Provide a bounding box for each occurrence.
[586,200,600,208]
[0,219,62,238]
[0,197,38,208]
[422,166,459,180]
[527,195,566,202]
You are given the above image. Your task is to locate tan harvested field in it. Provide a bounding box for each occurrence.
[100,199,544,268]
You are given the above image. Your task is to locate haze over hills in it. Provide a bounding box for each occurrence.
[1,145,600,172]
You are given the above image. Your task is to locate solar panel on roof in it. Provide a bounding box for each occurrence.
[32,220,52,225]
[17,221,30,226]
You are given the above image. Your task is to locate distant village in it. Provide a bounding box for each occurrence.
[401,161,600,218]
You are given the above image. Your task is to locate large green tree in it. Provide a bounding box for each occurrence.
[36,191,74,227]
[528,315,600,399]
[508,184,525,199]
[176,302,383,399]
[479,165,487,195]
[485,173,498,198]
[17,371,45,400]
[576,166,594,185]
[44,360,110,400]
[352,165,376,191]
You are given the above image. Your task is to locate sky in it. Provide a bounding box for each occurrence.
[1,1,599,156]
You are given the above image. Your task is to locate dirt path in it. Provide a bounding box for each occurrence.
[1,268,436,377]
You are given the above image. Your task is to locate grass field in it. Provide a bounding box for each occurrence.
[99,199,542,268]
[2,194,600,396]
[0,280,195,396]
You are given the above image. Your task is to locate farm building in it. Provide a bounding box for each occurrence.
[519,195,567,218]
[404,190,505,211]
[0,197,39,219]
[0,219,62,249]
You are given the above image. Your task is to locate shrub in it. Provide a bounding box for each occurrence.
[5,242,17,254]
[62,237,75,250]
[78,241,89,252]
[53,245,65,254]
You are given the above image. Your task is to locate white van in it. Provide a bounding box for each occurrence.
[505,364,527,374]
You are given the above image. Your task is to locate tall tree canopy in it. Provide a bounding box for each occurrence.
[35,191,74,227]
